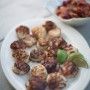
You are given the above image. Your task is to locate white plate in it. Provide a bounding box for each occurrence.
[1,17,90,90]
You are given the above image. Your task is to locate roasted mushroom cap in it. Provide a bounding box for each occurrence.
[47,72,66,90]
[32,26,47,39]
[22,35,36,47]
[41,57,57,73]
[31,64,47,80]
[30,49,46,62]
[43,21,56,31]
[45,49,57,57]
[10,40,27,50]
[58,38,76,54]
[48,28,61,39]
[27,76,47,90]
[12,49,30,63]
[64,44,77,54]
[37,38,48,50]
[45,38,63,57]
[48,37,63,50]
[58,38,67,49]
[13,61,30,75]
[16,25,30,39]
[61,61,79,77]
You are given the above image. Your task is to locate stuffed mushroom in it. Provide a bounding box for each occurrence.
[30,49,46,62]
[22,35,36,47]
[12,49,30,63]
[10,40,27,50]
[13,60,30,75]
[32,26,47,39]
[16,25,30,39]
[47,72,66,90]
[31,64,47,80]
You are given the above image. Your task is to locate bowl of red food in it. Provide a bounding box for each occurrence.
[46,0,90,26]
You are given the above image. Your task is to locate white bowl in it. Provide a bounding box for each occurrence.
[46,0,90,26]
[1,17,90,90]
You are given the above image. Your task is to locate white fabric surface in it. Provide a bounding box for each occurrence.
[0,0,50,38]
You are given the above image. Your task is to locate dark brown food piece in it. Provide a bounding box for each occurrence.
[46,37,63,57]
[43,21,56,31]
[16,25,30,39]
[47,72,66,90]
[59,38,75,54]
[12,49,29,63]
[59,38,67,49]
[13,60,30,75]
[48,37,63,50]
[56,0,90,19]
[30,49,46,62]
[10,40,26,50]
[45,49,57,57]
[41,57,57,73]
[63,44,76,54]
[61,61,79,77]
[27,76,47,90]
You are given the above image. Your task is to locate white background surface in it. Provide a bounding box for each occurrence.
[0,0,90,90]
[0,0,49,37]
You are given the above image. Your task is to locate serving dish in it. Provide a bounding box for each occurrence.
[46,0,90,26]
[1,17,90,90]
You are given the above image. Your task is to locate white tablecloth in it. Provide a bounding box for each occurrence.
[0,0,50,38]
